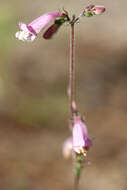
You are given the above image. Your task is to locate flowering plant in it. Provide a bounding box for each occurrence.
[16,4,105,190]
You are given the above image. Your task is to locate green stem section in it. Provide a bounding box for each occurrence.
[74,174,80,190]
[74,154,84,190]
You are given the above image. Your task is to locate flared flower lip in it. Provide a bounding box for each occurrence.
[18,22,37,36]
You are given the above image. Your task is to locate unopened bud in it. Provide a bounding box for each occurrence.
[84,5,105,17]
[92,5,105,15]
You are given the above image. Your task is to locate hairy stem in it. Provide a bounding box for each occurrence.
[69,16,81,190]
[69,18,75,118]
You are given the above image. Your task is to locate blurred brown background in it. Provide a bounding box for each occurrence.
[0,0,127,189]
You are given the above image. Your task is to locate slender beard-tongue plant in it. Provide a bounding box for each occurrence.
[15,5,105,190]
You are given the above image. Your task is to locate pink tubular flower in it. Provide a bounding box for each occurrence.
[72,116,92,155]
[15,11,65,42]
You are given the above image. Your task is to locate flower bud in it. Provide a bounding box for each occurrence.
[92,5,106,15]
[84,5,105,17]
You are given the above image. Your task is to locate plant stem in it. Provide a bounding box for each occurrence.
[73,154,83,190]
[69,17,75,118]
[69,16,81,190]
[74,174,80,190]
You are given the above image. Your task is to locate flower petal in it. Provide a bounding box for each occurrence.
[72,116,92,154]
[29,12,64,34]
[19,22,28,32]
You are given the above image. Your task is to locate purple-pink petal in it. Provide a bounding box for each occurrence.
[72,116,92,154]
[73,116,88,148]
[27,25,37,36]
[93,5,105,12]
[92,5,105,15]
[85,138,92,147]
[19,22,28,32]
[28,12,64,35]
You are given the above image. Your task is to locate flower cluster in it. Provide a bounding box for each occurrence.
[15,5,105,42]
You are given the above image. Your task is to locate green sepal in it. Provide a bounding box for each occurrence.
[55,18,65,25]
[77,154,84,161]
[85,12,93,17]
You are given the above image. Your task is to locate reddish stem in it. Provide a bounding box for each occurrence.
[69,17,81,190]
[69,20,75,118]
